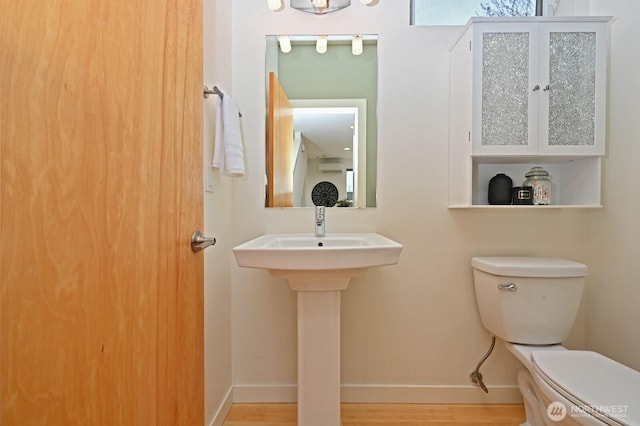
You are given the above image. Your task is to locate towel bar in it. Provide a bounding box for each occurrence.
[203,85,223,99]
[203,85,242,117]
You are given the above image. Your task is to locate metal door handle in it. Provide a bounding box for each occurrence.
[532,84,540,92]
[497,283,517,291]
[191,230,216,252]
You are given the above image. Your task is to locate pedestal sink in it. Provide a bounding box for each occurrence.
[233,233,402,426]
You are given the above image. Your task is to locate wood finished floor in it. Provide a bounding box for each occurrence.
[223,403,526,425]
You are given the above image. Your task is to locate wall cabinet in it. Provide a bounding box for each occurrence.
[448,17,610,208]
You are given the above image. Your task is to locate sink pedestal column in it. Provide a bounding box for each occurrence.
[297,290,341,426]
[272,269,365,426]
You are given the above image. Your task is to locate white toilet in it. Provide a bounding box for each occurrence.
[471,257,640,426]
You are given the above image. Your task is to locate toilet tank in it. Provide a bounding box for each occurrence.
[471,257,588,345]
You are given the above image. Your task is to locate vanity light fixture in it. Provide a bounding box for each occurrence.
[352,35,363,55]
[267,0,283,11]
[279,35,372,56]
[273,0,376,15]
[316,35,328,54]
[278,35,292,53]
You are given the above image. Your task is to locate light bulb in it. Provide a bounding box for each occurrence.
[360,0,374,4]
[278,35,291,53]
[352,35,363,56]
[312,0,327,7]
[267,0,282,11]
[316,35,328,54]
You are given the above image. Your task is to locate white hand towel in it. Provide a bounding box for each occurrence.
[212,90,245,176]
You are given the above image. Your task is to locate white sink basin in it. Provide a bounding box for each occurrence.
[233,232,402,272]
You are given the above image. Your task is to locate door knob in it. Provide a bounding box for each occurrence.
[191,230,216,252]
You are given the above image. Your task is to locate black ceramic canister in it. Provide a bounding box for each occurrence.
[488,173,513,205]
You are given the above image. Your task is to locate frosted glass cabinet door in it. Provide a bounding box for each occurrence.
[472,24,539,155]
[538,22,607,155]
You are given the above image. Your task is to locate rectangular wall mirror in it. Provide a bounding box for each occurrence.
[265,35,378,208]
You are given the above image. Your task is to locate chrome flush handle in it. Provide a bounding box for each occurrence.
[497,283,517,291]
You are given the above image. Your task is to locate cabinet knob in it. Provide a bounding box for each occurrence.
[543,84,550,91]
[532,84,540,92]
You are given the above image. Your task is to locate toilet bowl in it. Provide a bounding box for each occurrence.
[507,343,640,426]
[471,257,640,426]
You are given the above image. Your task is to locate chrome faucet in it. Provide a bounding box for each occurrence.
[315,206,325,237]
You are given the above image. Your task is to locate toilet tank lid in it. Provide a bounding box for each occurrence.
[471,257,588,277]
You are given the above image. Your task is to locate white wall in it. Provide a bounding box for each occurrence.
[553,0,590,15]
[585,0,640,371]
[227,1,599,404]
[203,0,234,424]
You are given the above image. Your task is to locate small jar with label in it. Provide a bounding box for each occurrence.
[523,167,551,205]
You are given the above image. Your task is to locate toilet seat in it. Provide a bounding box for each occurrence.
[532,350,640,425]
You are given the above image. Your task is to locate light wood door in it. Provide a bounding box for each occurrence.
[267,72,294,207]
[0,1,204,424]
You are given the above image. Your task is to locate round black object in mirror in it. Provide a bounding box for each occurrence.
[488,173,513,205]
[311,181,339,207]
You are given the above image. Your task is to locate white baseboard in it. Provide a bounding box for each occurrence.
[232,383,522,404]
[207,386,234,426]
[341,384,523,404]
[233,384,297,403]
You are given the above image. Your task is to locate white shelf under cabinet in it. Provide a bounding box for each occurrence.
[448,156,602,208]
[449,205,602,209]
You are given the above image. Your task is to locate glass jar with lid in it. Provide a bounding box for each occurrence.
[523,167,551,205]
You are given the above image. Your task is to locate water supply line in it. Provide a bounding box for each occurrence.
[469,336,496,393]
